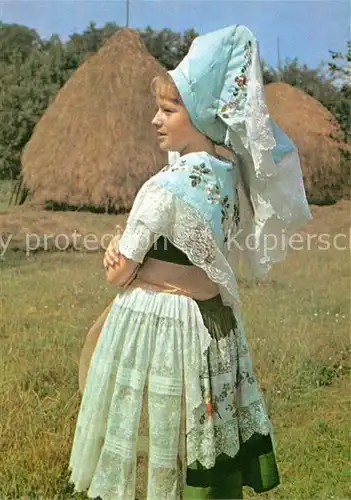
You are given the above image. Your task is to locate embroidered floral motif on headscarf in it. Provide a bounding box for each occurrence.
[219,40,253,118]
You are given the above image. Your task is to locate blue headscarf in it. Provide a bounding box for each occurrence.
[168,24,312,279]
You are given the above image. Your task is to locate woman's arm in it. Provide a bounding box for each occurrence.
[105,252,140,287]
[103,233,141,287]
[103,182,169,286]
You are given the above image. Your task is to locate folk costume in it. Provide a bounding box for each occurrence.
[69,25,311,499]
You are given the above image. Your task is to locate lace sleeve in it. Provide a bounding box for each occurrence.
[116,180,172,264]
[117,220,158,263]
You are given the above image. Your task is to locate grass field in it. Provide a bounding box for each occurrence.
[0,180,13,211]
[0,183,350,499]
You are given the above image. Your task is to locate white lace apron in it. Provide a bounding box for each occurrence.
[69,286,272,500]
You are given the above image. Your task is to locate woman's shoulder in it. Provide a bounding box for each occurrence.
[149,152,214,195]
[137,151,236,206]
[167,151,217,169]
[155,151,231,180]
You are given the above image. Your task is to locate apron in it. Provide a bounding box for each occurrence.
[72,288,279,499]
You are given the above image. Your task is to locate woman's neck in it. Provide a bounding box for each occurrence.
[179,139,217,158]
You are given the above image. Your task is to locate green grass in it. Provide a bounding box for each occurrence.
[0,180,12,210]
[0,201,350,498]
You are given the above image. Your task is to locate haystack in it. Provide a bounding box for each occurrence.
[264,82,349,204]
[21,29,168,212]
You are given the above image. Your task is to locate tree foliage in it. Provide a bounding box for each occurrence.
[0,20,349,182]
[327,41,351,143]
[0,22,42,64]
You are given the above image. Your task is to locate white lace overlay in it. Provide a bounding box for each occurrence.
[239,42,277,175]
[218,38,276,177]
[217,37,312,280]
[69,288,272,499]
[69,290,209,499]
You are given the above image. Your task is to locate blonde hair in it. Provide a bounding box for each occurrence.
[151,75,183,105]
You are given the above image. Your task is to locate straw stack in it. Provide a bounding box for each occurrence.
[22,29,168,212]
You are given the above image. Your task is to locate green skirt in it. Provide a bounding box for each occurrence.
[184,294,280,499]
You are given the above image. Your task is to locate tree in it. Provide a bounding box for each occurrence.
[178,28,198,62]
[261,59,279,85]
[0,22,42,64]
[139,27,179,70]
[328,41,351,82]
[0,45,75,179]
[328,41,351,143]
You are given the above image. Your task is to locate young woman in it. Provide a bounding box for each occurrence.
[69,25,311,499]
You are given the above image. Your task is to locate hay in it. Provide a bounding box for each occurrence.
[21,29,168,212]
[264,82,349,204]
[22,47,348,211]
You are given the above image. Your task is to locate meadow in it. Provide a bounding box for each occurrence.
[0,184,350,499]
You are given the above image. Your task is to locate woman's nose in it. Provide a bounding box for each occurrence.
[152,110,162,126]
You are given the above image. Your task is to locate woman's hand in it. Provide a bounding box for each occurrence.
[103,225,124,270]
[103,224,140,288]
[103,237,120,269]
[105,247,141,287]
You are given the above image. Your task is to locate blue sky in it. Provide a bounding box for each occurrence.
[0,0,349,69]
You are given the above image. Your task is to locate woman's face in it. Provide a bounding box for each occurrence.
[151,97,201,154]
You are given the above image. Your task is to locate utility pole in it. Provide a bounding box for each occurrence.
[126,0,130,28]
